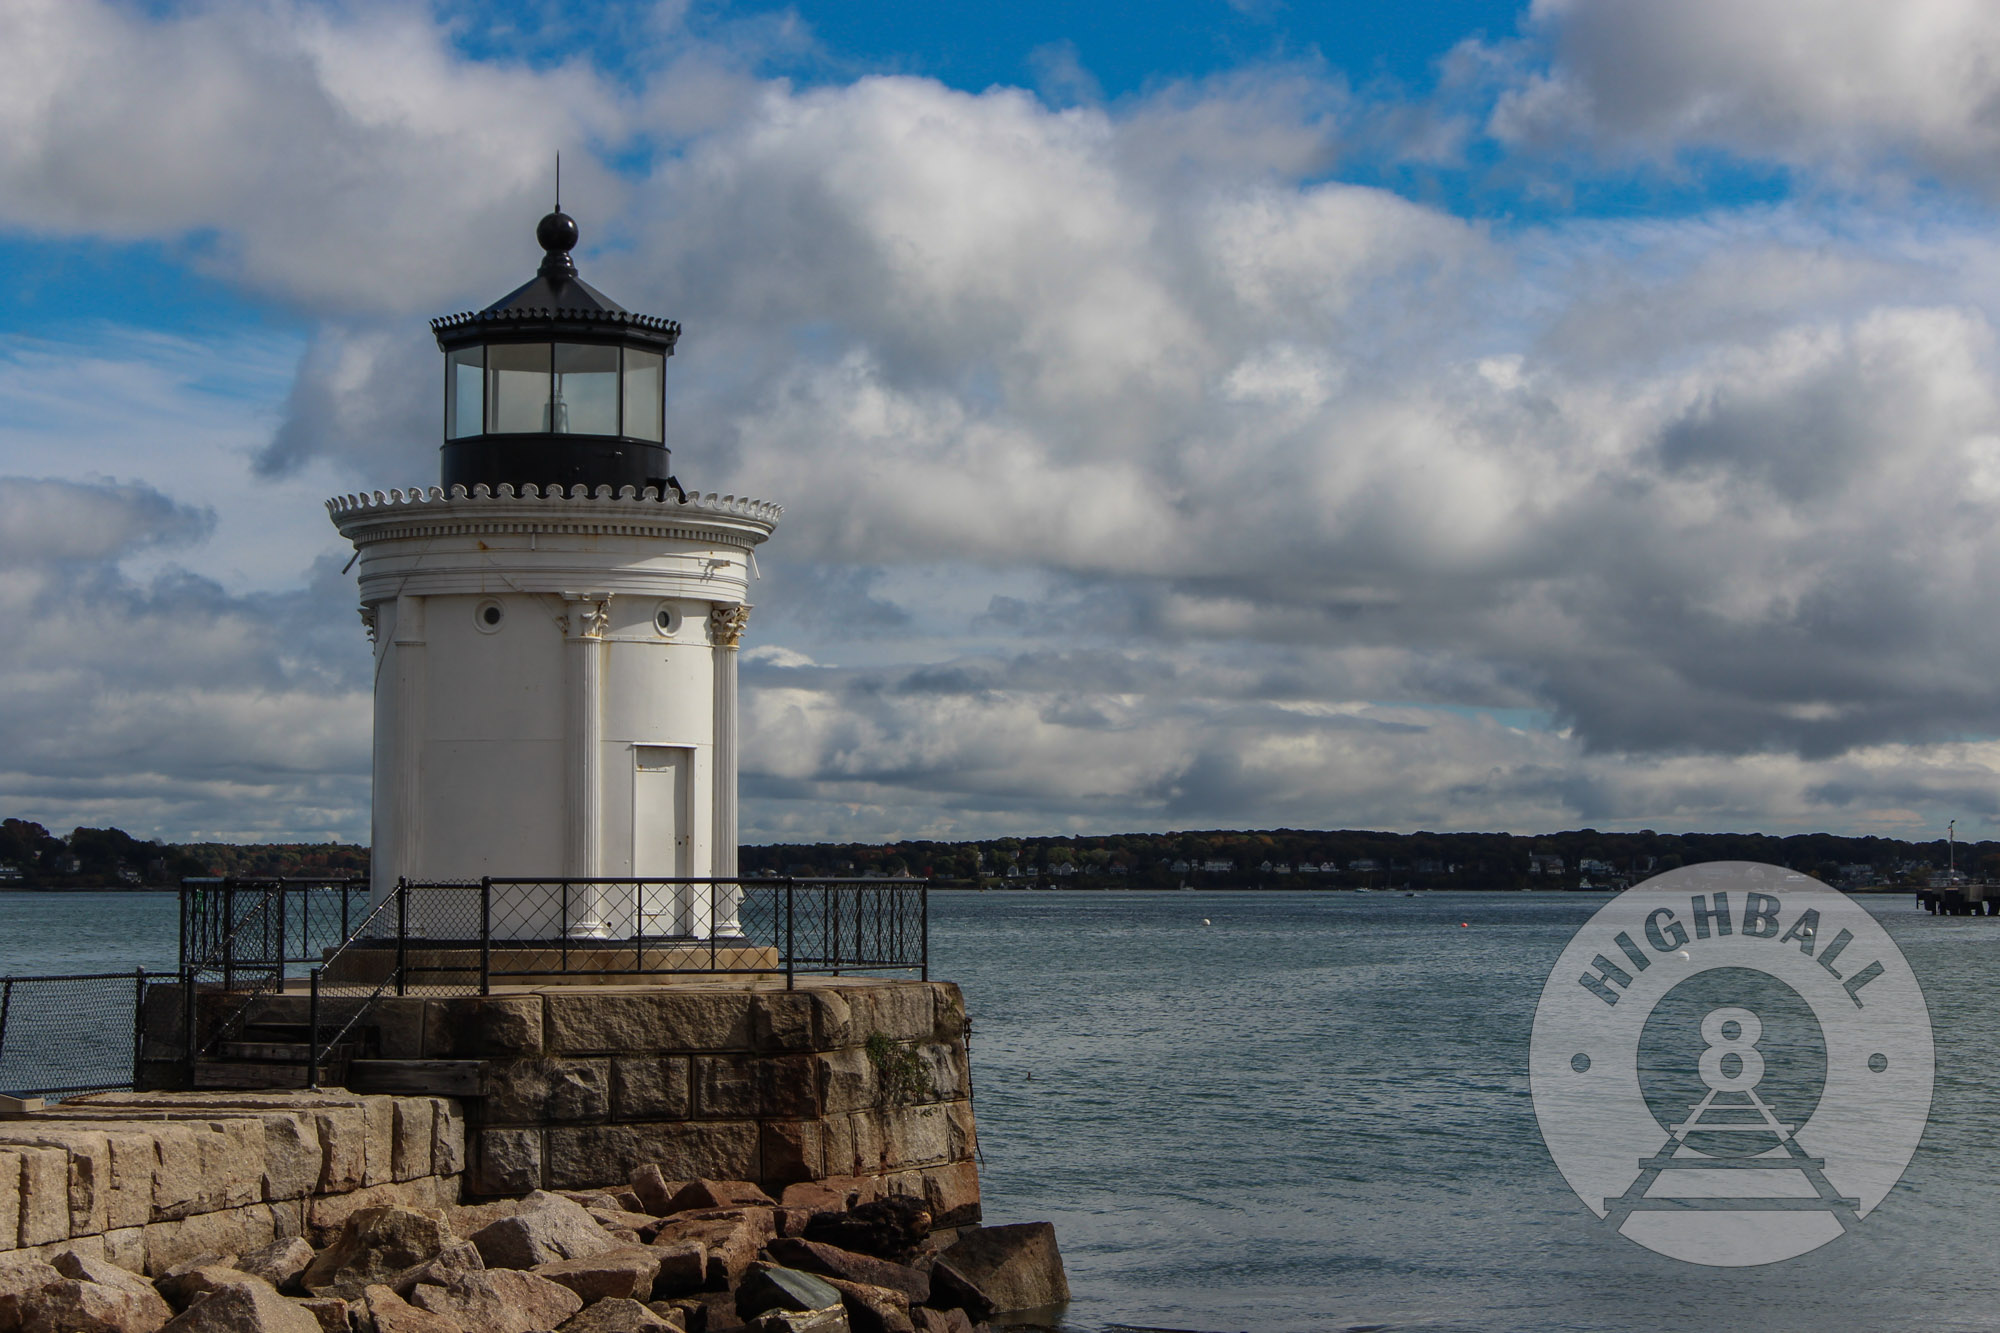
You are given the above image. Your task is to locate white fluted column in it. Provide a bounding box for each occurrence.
[389,594,425,898]
[710,603,749,938]
[565,593,609,936]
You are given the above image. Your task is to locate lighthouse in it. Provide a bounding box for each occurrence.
[328,205,780,940]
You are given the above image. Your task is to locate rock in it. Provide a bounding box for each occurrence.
[237,1241,316,1294]
[158,1283,322,1333]
[387,1242,483,1298]
[772,1210,812,1240]
[50,1250,175,1329]
[815,1279,910,1333]
[0,1259,63,1333]
[293,1299,348,1333]
[663,1182,772,1216]
[689,1293,743,1333]
[735,1268,841,1321]
[800,1202,928,1262]
[906,1312,969,1333]
[556,1297,677,1333]
[530,1247,663,1303]
[628,1168,682,1219]
[610,1191,646,1216]
[927,1226,1065,1319]
[645,1242,705,1299]
[746,1310,846,1333]
[648,1213,772,1289]
[303,1208,454,1301]
[645,1302,691,1331]
[409,1269,581,1333]
[158,1266,264,1314]
[1,1250,176,1333]
[467,1194,617,1271]
[588,1207,667,1242]
[763,1241,926,1307]
[554,1193,622,1212]
[773,1184,847,1216]
[360,1286,461,1333]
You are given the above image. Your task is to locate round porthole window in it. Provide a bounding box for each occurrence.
[654,602,682,637]
[475,600,505,633]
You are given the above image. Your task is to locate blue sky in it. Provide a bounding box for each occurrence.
[7,0,2000,845]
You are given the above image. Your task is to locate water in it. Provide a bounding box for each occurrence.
[5,888,1999,1331]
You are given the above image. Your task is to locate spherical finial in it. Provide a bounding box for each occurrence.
[537,209,578,255]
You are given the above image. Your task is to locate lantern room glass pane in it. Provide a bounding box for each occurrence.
[487,343,552,434]
[554,343,619,436]
[623,348,664,442]
[445,346,483,439]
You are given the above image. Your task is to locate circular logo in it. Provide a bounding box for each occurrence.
[1530,862,1934,1266]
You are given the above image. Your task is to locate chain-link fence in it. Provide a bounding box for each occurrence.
[0,971,152,1099]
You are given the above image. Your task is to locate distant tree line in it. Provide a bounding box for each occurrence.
[740,827,1997,891]
[0,818,367,887]
[1,817,1984,892]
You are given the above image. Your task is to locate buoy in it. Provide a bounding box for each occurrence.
[1461,922,1469,928]
[1202,918,1211,925]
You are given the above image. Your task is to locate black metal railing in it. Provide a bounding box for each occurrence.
[357,876,928,992]
[0,970,153,1099]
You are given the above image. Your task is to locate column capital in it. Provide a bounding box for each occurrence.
[561,592,612,640]
[709,603,751,649]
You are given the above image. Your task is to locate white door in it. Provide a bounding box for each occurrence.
[633,746,696,935]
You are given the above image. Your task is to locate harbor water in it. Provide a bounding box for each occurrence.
[4,888,1997,1332]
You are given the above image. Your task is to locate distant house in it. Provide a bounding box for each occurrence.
[1201,859,1234,874]
[1348,859,1380,873]
[1578,858,1614,875]
[1528,853,1564,876]
[1168,860,1192,874]
[0,864,20,882]
[1414,859,1444,875]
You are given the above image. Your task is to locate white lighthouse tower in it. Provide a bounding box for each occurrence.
[329,206,779,940]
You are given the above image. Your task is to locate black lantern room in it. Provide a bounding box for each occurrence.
[431,208,680,496]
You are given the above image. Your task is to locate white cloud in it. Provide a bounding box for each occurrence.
[7,3,2000,841]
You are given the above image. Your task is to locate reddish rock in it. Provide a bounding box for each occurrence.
[157,1282,322,1333]
[361,1286,461,1333]
[816,1278,911,1333]
[47,1251,175,1333]
[468,1194,617,1270]
[302,1207,454,1300]
[409,1269,581,1333]
[530,1247,663,1303]
[157,1267,264,1314]
[927,1226,1066,1319]
[907,1311,969,1333]
[293,1299,348,1333]
[763,1241,926,1307]
[646,1242,706,1300]
[663,1181,772,1215]
[586,1207,666,1242]
[556,1298,677,1333]
[236,1241,316,1295]
[800,1201,929,1262]
[387,1241,484,1298]
[648,1212,772,1289]
[628,1168,683,1219]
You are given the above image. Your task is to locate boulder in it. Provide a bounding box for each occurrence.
[927,1226,1065,1319]
[49,1250,175,1332]
[649,1213,772,1289]
[587,1208,666,1242]
[157,1266,265,1314]
[158,1283,322,1333]
[648,1300,699,1330]
[735,1267,841,1321]
[236,1241,316,1294]
[556,1298,676,1333]
[662,1182,772,1216]
[628,1168,682,1219]
[688,1293,743,1333]
[530,1247,663,1303]
[379,1241,482,1300]
[645,1242,705,1300]
[303,1207,454,1300]
[800,1202,928,1262]
[906,1312,969,1333]
[409,1269,581,1333]
[815,1279,911,1333]
[0,1259,63,1333]
[763,1241,926,1307]
[610,1191,646,1216]
[293,1299,348,1333]
[553,1193,622,1212]
[745,1310,846,1333]
[360,1286,461,1333]
[467,1194,617,1271]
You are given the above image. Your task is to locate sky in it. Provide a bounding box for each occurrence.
[7,0,2000,846]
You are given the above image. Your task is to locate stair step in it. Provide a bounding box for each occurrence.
[219,1041,353,1062]
[192,1062,313,1090]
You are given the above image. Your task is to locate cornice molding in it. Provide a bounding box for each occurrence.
[328,484,782,546]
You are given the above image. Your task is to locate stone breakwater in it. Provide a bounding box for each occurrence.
[0,1095,1066,1333]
